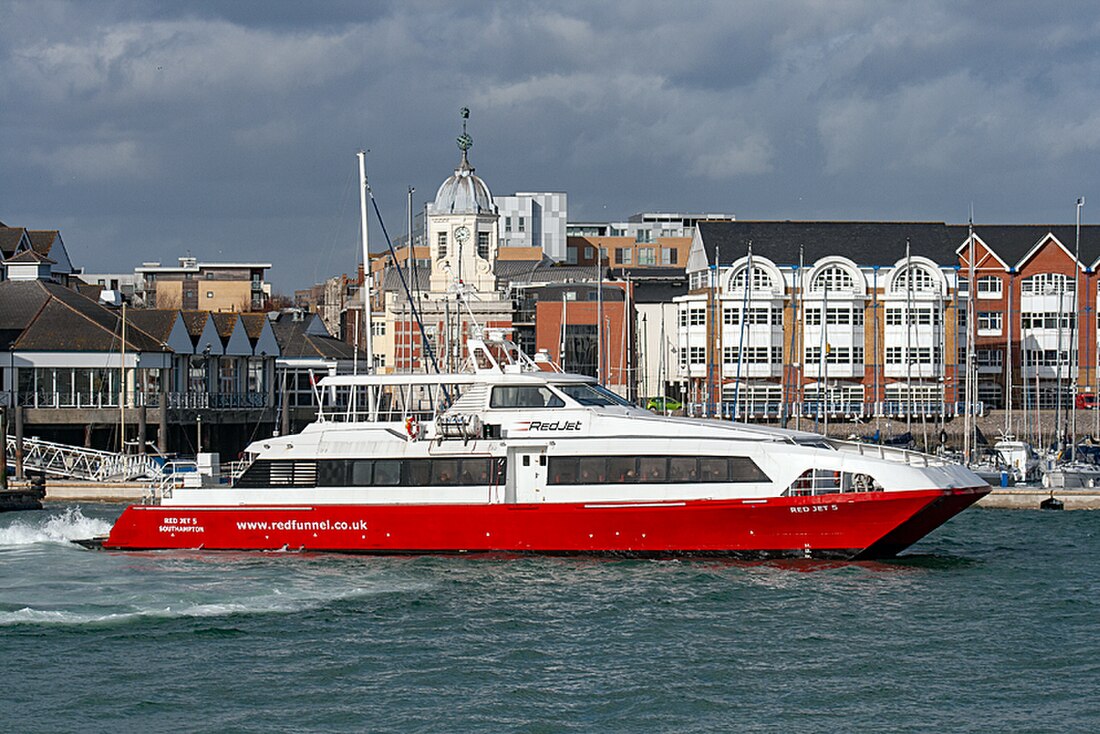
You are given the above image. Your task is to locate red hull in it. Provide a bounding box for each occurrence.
[103,486,989,559]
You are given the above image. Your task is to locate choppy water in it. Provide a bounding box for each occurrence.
[1,504,1098,733]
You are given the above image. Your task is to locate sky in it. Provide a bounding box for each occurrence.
[3,1,1100,292]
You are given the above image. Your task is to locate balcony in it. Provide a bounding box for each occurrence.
[13,391,270,410]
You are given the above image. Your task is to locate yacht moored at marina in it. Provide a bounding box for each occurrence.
[96,333,989,559]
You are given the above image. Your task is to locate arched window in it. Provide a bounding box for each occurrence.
[730,265,773,292]
[812,266,855,292]
[1022,272,1074,295]
[893,265,937,294]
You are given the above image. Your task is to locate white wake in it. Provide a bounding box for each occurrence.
[0,507,112,547]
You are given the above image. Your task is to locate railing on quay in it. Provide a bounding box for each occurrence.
[684,401,987,421]
[9,391,270,410]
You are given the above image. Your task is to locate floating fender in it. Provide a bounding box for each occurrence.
[1040,495,1065,511]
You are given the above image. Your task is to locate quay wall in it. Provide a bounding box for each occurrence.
[791,409,1098,450]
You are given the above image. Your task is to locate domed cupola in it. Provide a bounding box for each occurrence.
[433,108,496,215]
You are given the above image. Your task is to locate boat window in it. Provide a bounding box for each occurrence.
[244,458,507,489]
[490,386,565,409]
[402,460,432,487]
[785,469,880,496]
[668,457,697,482]
[316,461,347,487]
[547,456,769,485]
[459,458,492,486]
[352,460,373,486]
[577,457,607,483]
[374,460,401,486]
[638,457,667,482]
[557,383,634,407]
[432,459,459,485]
[699,458,728,482]
[607,456,637,482]
[550,457,578,484]
[796,439,835,450]
[730,457,769,482]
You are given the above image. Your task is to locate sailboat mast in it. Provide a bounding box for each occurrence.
[906,239,913,437]
[1005,270,1012,436]
[358,150,374,374]
[119,302,126,454]
[965,221,975,463]
[1073,196,1084,460]
[596,248,603,386]
[734,244,751,421]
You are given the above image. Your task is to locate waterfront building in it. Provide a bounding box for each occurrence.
[495,192,569,260]
[134,257,271,311]
[374,116,514,374]
[0,223,75,285]
[674,220,1100,424]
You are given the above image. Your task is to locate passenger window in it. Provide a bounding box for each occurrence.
[668,457,696,482]
[607,457,637,482]
[548,457,578,484]
[729,457,769,483]
[638,457,667,482]
[317,461,347,487]
[490,386,565,408]
[403,461,431,487]
[577,457,606,483]
[459,458,491,485]
[374,460,401,486]
[699,458,728,482]
[351,460,373,486]
[432,459,459,485]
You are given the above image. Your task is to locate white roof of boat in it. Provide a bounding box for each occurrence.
[319,371,596,387]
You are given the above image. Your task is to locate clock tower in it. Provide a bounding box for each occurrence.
[428,109,500,294]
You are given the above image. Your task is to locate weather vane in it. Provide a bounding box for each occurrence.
[457,107,472,153]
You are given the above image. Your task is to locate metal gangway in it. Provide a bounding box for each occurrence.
[3,435,161,483]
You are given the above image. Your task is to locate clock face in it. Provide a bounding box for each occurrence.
[454,226,471,243]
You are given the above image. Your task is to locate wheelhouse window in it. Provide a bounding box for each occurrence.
[557,383,633,407]
[489,386,565,409]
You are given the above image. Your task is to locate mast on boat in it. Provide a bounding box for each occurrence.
[358,150,374,375]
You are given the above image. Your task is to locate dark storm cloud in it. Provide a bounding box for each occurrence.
[3,1,1100,291]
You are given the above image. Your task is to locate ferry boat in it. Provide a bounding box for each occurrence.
[98,333,989,559]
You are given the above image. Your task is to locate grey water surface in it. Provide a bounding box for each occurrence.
[1,503,1097,733]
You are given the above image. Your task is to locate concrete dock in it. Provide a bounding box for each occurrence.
[977,488,1100,510]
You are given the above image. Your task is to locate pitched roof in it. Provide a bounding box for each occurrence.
[948,224,1100,269]
[238,313,268,341]
[4,249,55,264]
[124,310,180,342]
[0,227,29,258]
[210,312,239,340]
[180,311,211,337]
[73,282,103,300]
[0,282,51,347]
[3,281,167,352]
[695,221,961,267]
[270,312,362,360]
[27,230,59,256]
